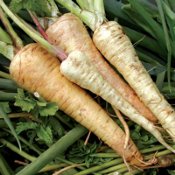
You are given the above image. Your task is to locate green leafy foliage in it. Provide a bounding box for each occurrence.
[9,0,57,16]
[67,140,103,167]
[36,125,53,145]
[36,101,59,117]
[48,117,65,137]
[13,89,59,145]
[16,121,38,134]
[0,1,175,174]
[131,124,157,149]
[14,88,58,118]
[103,0,175,108]
[14,88,36,112]
[16,121,53,145]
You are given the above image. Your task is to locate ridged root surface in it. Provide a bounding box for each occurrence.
[93,21,175,141]
[10,43,144,166]
[46,13,157,123]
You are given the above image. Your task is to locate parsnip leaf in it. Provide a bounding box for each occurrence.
[36,125,53,145]
[131,124,157,149]
[16,121,38,134]
[9,0,23,13]
[16,121,53,145]
[9,0,58,17]
[67,140,101,167]
[37,102,58,117]
[14,89,36,112]
[14,88,58,117]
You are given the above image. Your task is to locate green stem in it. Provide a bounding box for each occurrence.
[128,0,166,51]
[113,154,175,175]
[116,166,129,174]
[28,10,48,40]
[0,71,11,79]
[0,136,84,174]
[6,112,32,119]
[56,0,81,17]
[0,78,18,91]
[93,0,105,16]
[88,0,95,11]
[145,148,175,160]
[0,113,39,123]
[16,125,87,175]
[91,145,166,159]
[0,139,35,162]
[137,48,165,66]
[98,163,126,174]
[122,6,156,38]
[138,0,158,12]
[124,170,141,175]
[8,113,29,118]
[39,163,68,172]
[104,0,131,23]
[75,159,123,175]
[90,153,119,158]
[163,1,175,21]
[3,129,42,155]
[55,0,97,31]
[47,0,61,17]
[76,0,92,11]
[0,106,21,150]
[109,167,139,175]
[156,70,166,90]
[0,7,23,50]
[167,0,175,11]
[101,145,175,174]
[156,0,172,92]
[18,136,41,155]
[0,152,14,175]
[56,156,86,170]
[0,0,67,61]
[0,91,16,101]
[0,26,12,44]
[140,145,165,154]
[76,0,105,29]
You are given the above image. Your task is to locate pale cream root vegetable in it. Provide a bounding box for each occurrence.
[46,13,157,123]
[93,21,175,141]
[55,0,175,142]
[10,43,144,166]
[60,50,175,153]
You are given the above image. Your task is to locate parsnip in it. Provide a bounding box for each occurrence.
[55,0,175,142]
[10,43,144,166]
[60,50,175,153]
[93,21,175,141]
[46,13,157,123]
